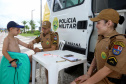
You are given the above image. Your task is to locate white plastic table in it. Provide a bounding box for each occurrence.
[32,50,87,84]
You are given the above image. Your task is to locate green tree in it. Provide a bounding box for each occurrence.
[22,21,27,33]
[29,20,36,33]
[25,25,30,33]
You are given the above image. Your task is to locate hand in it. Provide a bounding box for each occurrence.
[28,42,34,49]
[75,74,90,84]
[11,61,17,67]
[34,47,41,53]
[70,81,76,84]
[80,81,88,84]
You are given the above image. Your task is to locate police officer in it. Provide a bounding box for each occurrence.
[30,21,59,52]
[71,9,126,84]
[29,21,59,83]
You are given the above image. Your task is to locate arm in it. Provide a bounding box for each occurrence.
[43,45,56,51]
[17,38,33,49]
[17,38,29,48]
[29,39,37,44]
[34,45,56,53]
[29,35,41,45]
[29,36,41,49]
[86,57,97,76]
[83,66,113,84]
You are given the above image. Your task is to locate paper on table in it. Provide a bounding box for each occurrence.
[62,57,79,62]
[43,54,59,57]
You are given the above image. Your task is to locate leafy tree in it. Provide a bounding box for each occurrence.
[32,23,36,31]
[22,21,27,33]
[25,25,30,33]
[29,20,36,33]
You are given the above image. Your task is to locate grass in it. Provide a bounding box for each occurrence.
[19,33,38,37]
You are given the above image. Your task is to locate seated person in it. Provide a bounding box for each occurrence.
[71,9,126,84]
[29,21,59,84]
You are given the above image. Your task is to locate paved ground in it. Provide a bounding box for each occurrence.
[0,32,84,84]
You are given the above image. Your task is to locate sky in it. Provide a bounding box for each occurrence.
[0,0,46,29]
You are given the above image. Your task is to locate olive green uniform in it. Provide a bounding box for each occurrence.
[35,31,59,50]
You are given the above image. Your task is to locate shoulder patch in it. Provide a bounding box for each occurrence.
[113,41,125,47]
[101,52,107,59]
[107,56,117,66]
[46,41,49,45]
[53,41,57,44]
[54,35,57,40]
[112,45,123,55]
[53,32,58,40]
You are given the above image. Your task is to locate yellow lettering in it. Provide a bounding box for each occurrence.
[114,41,125,47]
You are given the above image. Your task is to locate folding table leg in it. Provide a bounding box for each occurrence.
[84,60,87,74]
[60,69,64,84]
[48,65,59,84]
[39,64,42,78]
[32,59,36,84]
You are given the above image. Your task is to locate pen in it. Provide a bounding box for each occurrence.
[73,59,81,61]
[56,60,66,63]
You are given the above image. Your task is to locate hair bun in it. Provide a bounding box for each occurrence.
[119,15,125,24]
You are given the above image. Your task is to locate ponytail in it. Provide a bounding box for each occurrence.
[119,15,125,25]
[113,15,125,28]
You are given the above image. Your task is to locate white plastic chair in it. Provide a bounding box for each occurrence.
[59,40,65,50]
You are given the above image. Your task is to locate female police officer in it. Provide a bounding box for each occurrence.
[71,9,126,84]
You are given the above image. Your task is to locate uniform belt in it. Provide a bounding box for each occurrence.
[107,77,121,84]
